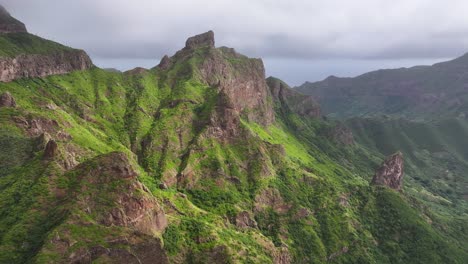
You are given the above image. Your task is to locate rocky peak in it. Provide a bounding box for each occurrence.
[267,76,321,118]
[157,55,171,70]
[371,152,404,190]
[184,30,215,49]
[0,91,16,107]
[0,5,27,33]
[168,31,275,127]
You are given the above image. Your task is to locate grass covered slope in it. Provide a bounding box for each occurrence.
[0,32,467,263]
[0,33,75,57]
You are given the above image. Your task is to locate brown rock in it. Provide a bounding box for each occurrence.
[371,152,404,190]
[198,48,275,126]
[159,182,168,190]
[328,122,354,145]
[157,55,171,70]
[0,50,93,82]
[71,152,167,234]
[124,67,148,75]
[43,140,58,159]
[267,77,321,118]
[255,188,291,214]
[27,118,59,137]
[274,247,291,264]
[0,5,27,33]
[185,30,215,49]
[0,91,16,107]
[235,211,258,228]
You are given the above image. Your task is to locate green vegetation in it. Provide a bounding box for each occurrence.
[0,33,74,57]
[0,36,466,263]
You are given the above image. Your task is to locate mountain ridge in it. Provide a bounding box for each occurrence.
[0,6,467,264]
[296,52,468,120]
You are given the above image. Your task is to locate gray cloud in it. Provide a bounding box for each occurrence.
[1,0,467,85]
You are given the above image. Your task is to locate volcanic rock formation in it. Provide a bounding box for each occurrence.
[371,152,404,190]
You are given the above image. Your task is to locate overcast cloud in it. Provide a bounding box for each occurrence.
[2,0,468,85]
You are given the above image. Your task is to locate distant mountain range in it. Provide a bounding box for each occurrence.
[297,54,468,120]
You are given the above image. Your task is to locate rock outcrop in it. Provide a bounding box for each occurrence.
[0,91,16,107]
[0,50,93,82]
[168,31,275,128]
[157,55,171,70]
[328,122,354,145]
[235,211,258,228]
[69,152,168,234]
[0,6,93,82]
[185,30,215,49]
[43,140,58,159]
[267,77,321,118]
[0,5,27,33]
[371,152,404,190]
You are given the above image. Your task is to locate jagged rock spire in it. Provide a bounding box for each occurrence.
[371,151,404,190]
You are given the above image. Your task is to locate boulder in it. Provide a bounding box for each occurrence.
[0,91,16,107]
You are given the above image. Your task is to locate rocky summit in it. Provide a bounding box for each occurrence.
[0,5,467,264]
[184,30,215,49]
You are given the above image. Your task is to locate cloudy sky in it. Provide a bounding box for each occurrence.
[3,0,468,85]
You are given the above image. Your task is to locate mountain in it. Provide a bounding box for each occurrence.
[0,7,92,82]
[296,54,468,120]
[0,6,467,264]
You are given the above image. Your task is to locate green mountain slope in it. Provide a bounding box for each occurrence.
[0,9,467,264]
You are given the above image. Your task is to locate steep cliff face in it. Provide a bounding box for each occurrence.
[0,5,27,33]
[38,152,168,263]
[168,31,275,126]
[267,76,320,118]
[0,6,93,82]
[371,152,404,190]
[0,50,93,82]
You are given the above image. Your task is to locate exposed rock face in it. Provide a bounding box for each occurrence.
[274,247,291,264]
[124,67,148,75]
[157,55,171,70]
[43,140,58,159]
[235,211,258,228]
[198,48,275,126]
[267,77,321,118]
[41,152,169,263]
[52,232,169,264]
[0,50,93,82]
[371,152,404,190]
[168,31,275,129]
[255,188,291,214]
[0,5,27,33]
[0,91,16,107]
[185,30,215,49]
[204,90,242,139]
[328,122,354,145]
[66,152,167,235]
